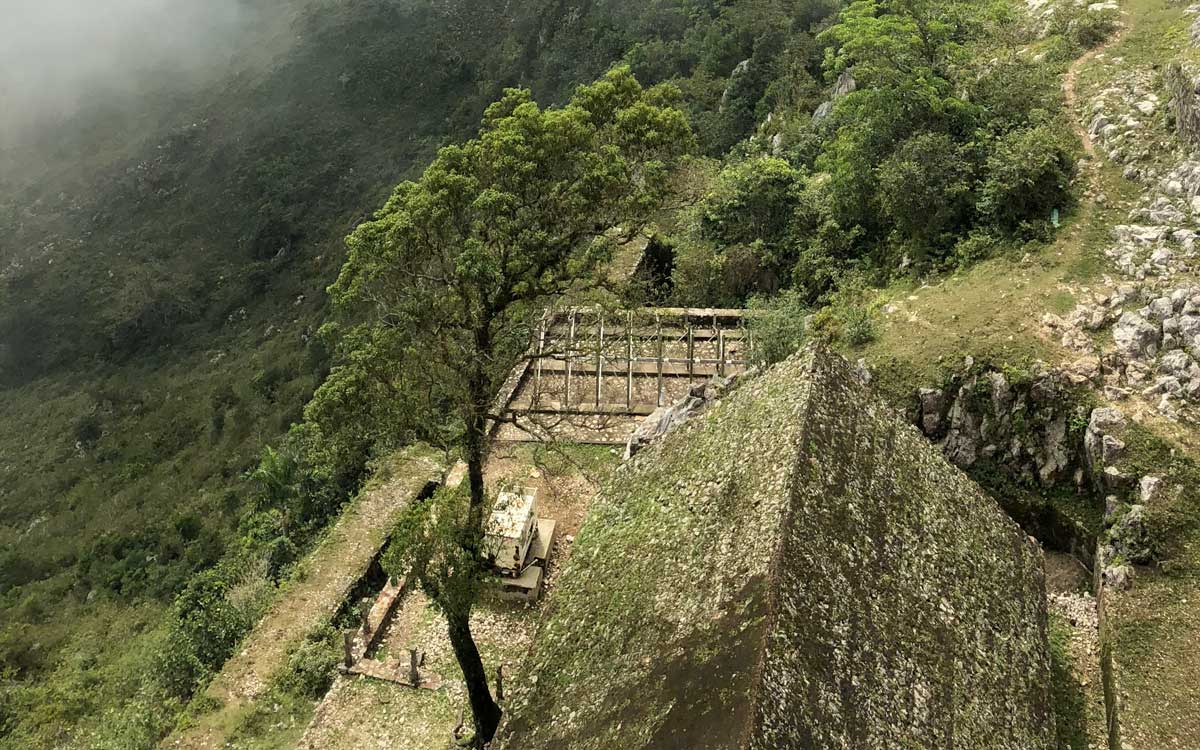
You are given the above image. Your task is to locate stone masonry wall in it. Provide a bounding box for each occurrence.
[751,352,1053,750]
[497,348,1054,750]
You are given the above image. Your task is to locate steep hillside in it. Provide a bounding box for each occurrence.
[0,1,847,747]
[11,0,1197,746]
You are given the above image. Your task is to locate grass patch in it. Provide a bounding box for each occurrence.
[1049,613,1090,750]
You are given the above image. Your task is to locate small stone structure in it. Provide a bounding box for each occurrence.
[495,346,1053,750]
[484,487,557,602]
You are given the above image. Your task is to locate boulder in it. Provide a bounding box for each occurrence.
[1147,296,1174,321]
[624,377,732,459]
[1112,311,1161,359]
[1110,504,1154,563]
[918,387,947,436]
[832,69,857,97]
[1139,475,1163,504]
[1084,407,1127,480]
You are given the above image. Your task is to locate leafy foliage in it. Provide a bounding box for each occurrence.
[670,0,1081,308]
[329,66,691,745]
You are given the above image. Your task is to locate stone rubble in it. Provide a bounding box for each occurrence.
[1038,46,1200,423]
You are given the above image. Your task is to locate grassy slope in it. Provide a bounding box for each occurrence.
[165,447,442,750]
[853,0,1200,745]
[0,2,515,745]
[1,2,819,743]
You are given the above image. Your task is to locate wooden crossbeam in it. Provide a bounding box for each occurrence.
[508,401,660,417]
[546,326,746,341]
[533,359,746,375]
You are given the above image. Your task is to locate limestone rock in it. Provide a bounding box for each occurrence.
[918,387,947,436]
[1084,407,1127,481]
[1139,475,1163,504]
[1110,504,1154,563]
[1112,311,1161,359]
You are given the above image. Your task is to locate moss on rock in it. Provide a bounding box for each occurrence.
[496,347,1054,750]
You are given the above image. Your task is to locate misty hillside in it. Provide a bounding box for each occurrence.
[0,1,836,746]
[8,0,1200,747]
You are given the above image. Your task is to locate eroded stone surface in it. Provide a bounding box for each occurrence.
[496,348,1053,750]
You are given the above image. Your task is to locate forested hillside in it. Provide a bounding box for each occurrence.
[0,1,851,746]
[1,0,1129,745]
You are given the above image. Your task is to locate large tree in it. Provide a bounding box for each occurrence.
[327,66,691,745]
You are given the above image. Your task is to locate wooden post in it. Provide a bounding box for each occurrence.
[718,328,726,378]
[409,648,420,688]
[343,631,354,668]
[687,325,695,384]
[565,309,576,407]
[655,315,664,407]
[626,311,634,409]
[533,313,547,407]
[496,664,505,702]
[595,314,604,406]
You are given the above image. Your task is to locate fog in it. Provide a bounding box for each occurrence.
[0,0,264,146]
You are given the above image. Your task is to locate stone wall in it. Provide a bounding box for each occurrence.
[910,363,1102,560]
[1166,60,1200,146]
[496,347,1053,750]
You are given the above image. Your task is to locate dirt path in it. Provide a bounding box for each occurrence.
[161,448,443,750]
[1063,14,1131,159]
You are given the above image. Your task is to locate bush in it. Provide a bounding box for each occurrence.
[747,289,810,367]
[1068,9,1119,49]
[950,231,1004,269]
[73,413,104,450]
[809,277,879,347]
[876,132,974,260]
[843,305,877,346]
[273,624,340,700]
[978,124,1075,231]
[157,569,250,699]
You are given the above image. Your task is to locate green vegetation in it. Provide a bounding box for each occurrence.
[662,0,1087,319]
[0,0,1131,745]
[337,68,690,745]
[0,1,850,746]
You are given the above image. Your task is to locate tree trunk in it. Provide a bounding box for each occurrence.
[447,607,502,746]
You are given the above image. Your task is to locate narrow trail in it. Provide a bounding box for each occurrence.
[1063,14,1132,160]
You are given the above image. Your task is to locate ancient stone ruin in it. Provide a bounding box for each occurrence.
[495,346,1053,750]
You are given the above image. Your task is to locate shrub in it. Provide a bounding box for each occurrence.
[950,231,1004,269]
[978,124,1075,231]
[1068,9,1119,49]
[273,624,340,700]
[156,569,250,699]
[843,305,877,346]
[876,132,974,260]
[747,289,810,367]
[73,413,103,450]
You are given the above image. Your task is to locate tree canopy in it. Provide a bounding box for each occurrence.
[326,65,692,745]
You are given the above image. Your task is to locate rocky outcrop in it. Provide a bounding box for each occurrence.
[812,69,856,121]
[719,58,752,111]
[915,363,1087,486]
[624,375,739,459]
[1166,61,1200,146]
